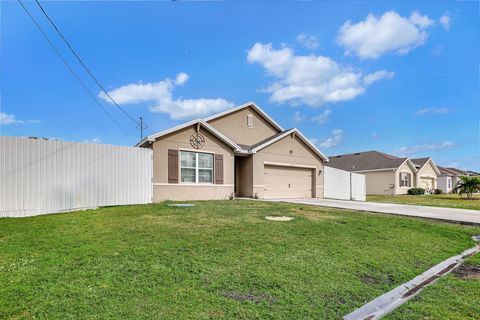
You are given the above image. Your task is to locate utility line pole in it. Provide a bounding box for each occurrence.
[138,117,147,141]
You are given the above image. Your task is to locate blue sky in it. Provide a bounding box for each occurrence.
[1,1,479,170]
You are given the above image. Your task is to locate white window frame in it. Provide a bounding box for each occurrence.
[179,150,214,184]
[247,114,253,128]
[399,172,411,187]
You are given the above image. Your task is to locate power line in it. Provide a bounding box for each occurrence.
[16,0,128,134]
[34,0,144,131]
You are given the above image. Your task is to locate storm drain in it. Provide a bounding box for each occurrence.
[265,216,294,221]
[343,244,480,320]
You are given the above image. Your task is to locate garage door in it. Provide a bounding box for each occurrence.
[264,165,313,199]
[420,177,434,190]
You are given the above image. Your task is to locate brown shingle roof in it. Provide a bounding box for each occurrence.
[438,166,469,176]
[411,157,430,168]
[327,151,407,172]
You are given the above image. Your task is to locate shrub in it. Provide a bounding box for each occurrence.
[407,188,425,195]
[433,189,443,195]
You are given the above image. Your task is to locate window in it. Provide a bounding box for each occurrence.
[448,178,451,188]
[247,114,253,128]
[399,172,411,187]
[180,151,213,183]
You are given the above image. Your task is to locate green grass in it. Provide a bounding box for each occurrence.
[386,253,480,320]
[367,194,480,211]
[0,200,479,319]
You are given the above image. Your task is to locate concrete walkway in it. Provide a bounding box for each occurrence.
[270,198,480,225]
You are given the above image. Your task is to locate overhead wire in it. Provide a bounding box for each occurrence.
[16,0,128,134]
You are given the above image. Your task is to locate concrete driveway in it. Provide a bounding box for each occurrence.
[270,198,480,225]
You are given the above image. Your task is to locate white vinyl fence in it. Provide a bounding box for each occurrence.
[324,166,366,201]
[1,136,152,218]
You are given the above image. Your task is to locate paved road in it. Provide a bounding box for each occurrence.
[270,198,480,225]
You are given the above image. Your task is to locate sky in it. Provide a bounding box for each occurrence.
[1,1,479,171]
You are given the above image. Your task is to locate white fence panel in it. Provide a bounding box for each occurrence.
[324,166,366,201]
[351,172,366,201]
[324,166,351,200]
[0,136,152,218]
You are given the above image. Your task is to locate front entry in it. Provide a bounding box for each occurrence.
[263,165,313,199]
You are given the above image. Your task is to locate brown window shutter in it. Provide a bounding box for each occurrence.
[168,149,179,183]
[215,154,224,184]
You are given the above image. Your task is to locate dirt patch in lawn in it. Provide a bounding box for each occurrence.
[288,208,341,222]
[453,264,480,280]
[359,273,396,285]
[221,291,277,304]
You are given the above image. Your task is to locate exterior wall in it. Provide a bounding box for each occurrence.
[250,134,325,199]
[207,106,280,146]
[416,161,438,189]
[396,162,416,195]
[438,175,453,193]
[362,170,396,195]
[151,126,234,201]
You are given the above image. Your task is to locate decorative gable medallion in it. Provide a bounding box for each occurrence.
[190,132,205,149]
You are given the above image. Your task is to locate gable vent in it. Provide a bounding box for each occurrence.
[247,114,253,128]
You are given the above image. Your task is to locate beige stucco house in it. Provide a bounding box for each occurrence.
[136,102,329,201]
[437,166,474,193]
[410,158,441,190]
[327,151,423,195]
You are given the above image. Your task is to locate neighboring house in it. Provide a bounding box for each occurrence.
[410,157,441,190]
[136,102,328,201]
[326,151,418,195]
[437,166,472,193]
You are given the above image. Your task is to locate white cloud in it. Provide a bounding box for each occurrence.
[82,137,101,144]
[312,109,332,124]
[439,14,451,31]
[99,73,234,120]
[409,11,434,28]
[247,42,393,107]
[337,11,434,59]
[0,112,19,125]
[393,141,457,157]
[414,107,451,116]
[363,70,395,85]
[313,129,343,148]
[296,33,319,49]
[0,112,40,125]
[292,111,307,124]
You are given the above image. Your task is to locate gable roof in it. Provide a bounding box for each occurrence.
[134,102,327,162]
[411,157,429,168]
[327,151,415,172]
[411,157,441,175]
[204,101,284,132]
[249,128,329,161]
[438,166,470,176]
[135,119,241,151]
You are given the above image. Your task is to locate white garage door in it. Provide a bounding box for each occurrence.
[420,177,434,190]
[264,165,313,199]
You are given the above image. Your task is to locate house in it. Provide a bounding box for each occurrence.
[410,157,441,190]
[136,102,329,201]
[326,151,419,195]
[437,166,472,193]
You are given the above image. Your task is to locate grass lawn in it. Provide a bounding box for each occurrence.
[367,194,480,211]
[1,200,479,319]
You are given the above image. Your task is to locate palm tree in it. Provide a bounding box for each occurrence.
[454,176,480,198]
